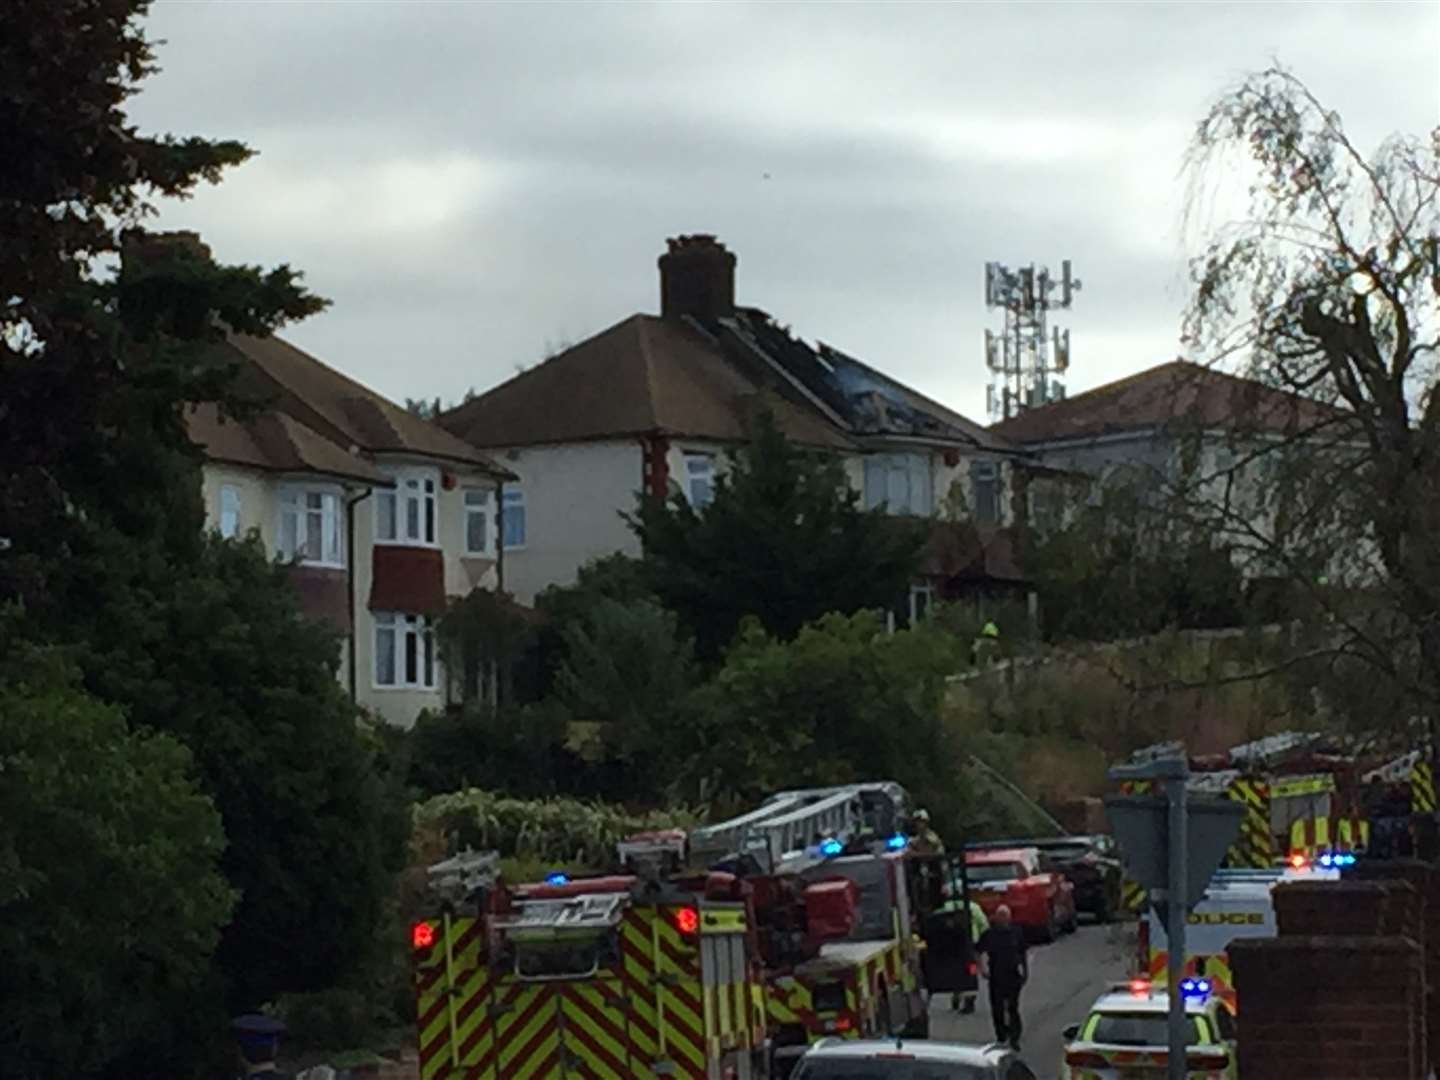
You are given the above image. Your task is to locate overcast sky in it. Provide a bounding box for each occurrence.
[132,1,1439,424]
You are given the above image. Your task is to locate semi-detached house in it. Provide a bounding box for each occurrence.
[188,329,514,729]
[440,235,1035,618]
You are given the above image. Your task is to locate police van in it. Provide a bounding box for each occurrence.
[1139,863,1339,1010]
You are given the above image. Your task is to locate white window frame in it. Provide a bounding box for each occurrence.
[372,611,438,690]
[463,486,493,556]
[218,484,241,539]
[863,452,933,516]
[684,452,715,508]
[971,459,1001,525]
[375,467,440,548]
[276,483,344,567]
[501,487,526,550]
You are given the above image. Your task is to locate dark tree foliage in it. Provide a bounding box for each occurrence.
[1023,479,1248,642]
[2,2,405,1067]
[529,553,657,698]
[628,412,928,660]
[0,636,235,1080]
[408,701,577,799]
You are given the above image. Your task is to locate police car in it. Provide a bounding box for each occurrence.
[1060,979,1238,1079]
[793,1037,1038,1079]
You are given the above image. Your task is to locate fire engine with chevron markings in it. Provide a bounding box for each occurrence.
[410,781,977,1080]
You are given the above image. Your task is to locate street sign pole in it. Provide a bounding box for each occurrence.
[1164,768,1188,1080]
[1105,757,1242,1080]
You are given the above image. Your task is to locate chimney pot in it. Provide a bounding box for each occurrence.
[658,234,736,321]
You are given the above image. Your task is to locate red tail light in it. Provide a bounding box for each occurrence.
[412,921,436,950]
[1064,1049,1108,1068]
[673,906,699,934]
[967,961,977,976]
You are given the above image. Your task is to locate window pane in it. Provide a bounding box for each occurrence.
[887,462,908,511]
[503,492,526,548]
[863,459,886,510]
[304,508,323,560]
[375,626,396,685]
[280,507,298,558]
[422,626,434,688]
[464,488,489,507]
[466,509,487,554]
[910,455,933,515]
[405,625,418,684]
[406,494,420,540]
[424,493,435,544]
[690,478,713,508]
[323,495,340,563]
[219,486,240,539]
[377,492,396,540]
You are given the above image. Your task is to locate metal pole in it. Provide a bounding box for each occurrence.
[1165,772,1188,1080]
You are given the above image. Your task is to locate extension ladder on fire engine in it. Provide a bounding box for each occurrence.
[689,781,909,871]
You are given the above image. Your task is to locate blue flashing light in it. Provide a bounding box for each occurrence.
[1319,852,1334,868]
[545,871,569,885]
[1318,851,1358,869]
[886,833,909,851]
[819,838,844,858]
[1180,978,1211,1002]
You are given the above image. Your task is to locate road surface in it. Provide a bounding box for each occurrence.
[931,920,1134,1080]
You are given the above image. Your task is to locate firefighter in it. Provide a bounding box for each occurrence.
[231,1014,294,1080]
[910,808,945,855]
[938,882,989,1013]
[972,620,1001,667]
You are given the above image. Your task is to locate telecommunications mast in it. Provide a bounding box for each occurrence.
[984,260,1081,423]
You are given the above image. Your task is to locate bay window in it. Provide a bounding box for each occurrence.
[277,485,343,566]
[376,468,438,546]
[374,612,437,689]
[863,453,933,516]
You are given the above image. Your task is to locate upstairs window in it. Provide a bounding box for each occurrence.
[374,612,436,689]
[464,488,492,556]
[376,468,438,546]
[502,488,526,549]
[277,486,343,566]
[863,453,933,516]
[971,460,1000,525]
[684,453,715,508]
[219,484,241,539]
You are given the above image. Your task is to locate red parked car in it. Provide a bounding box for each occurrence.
[964,846,1077,942]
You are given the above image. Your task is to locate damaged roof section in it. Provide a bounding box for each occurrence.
[716,307,1016,453]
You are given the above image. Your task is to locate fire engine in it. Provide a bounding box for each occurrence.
[410,781,977,1079]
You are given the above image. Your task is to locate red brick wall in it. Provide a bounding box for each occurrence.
[1230,935,1424,1079]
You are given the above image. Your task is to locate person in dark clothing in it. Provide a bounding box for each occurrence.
[975,903,1028,1050]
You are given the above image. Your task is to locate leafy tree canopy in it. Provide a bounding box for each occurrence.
[0,635,234,1079]
[689,610,969,833]
[628,412,928,660]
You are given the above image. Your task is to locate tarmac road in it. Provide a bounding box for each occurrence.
[930,920,1134,1080]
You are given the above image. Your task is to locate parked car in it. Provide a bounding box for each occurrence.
[968,835,1124,922]
[964,846,1077,942]
[793,1037,1037,1079]
[1060,978,1238,1078]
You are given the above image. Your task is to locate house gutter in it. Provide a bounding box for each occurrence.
[345,486,373,703]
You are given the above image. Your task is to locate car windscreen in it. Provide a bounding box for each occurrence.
[1089,1012,1204,1047]
[966,862,1023,884]
[1038,843,1090,861]
[792,1059,992,1079]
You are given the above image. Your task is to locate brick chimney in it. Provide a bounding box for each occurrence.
[658,234,736,321]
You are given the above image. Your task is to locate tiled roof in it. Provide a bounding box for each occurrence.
[223,334,512,475]
[186,402,388,485]
[438,314,855,451]
[990,360,1343,444]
